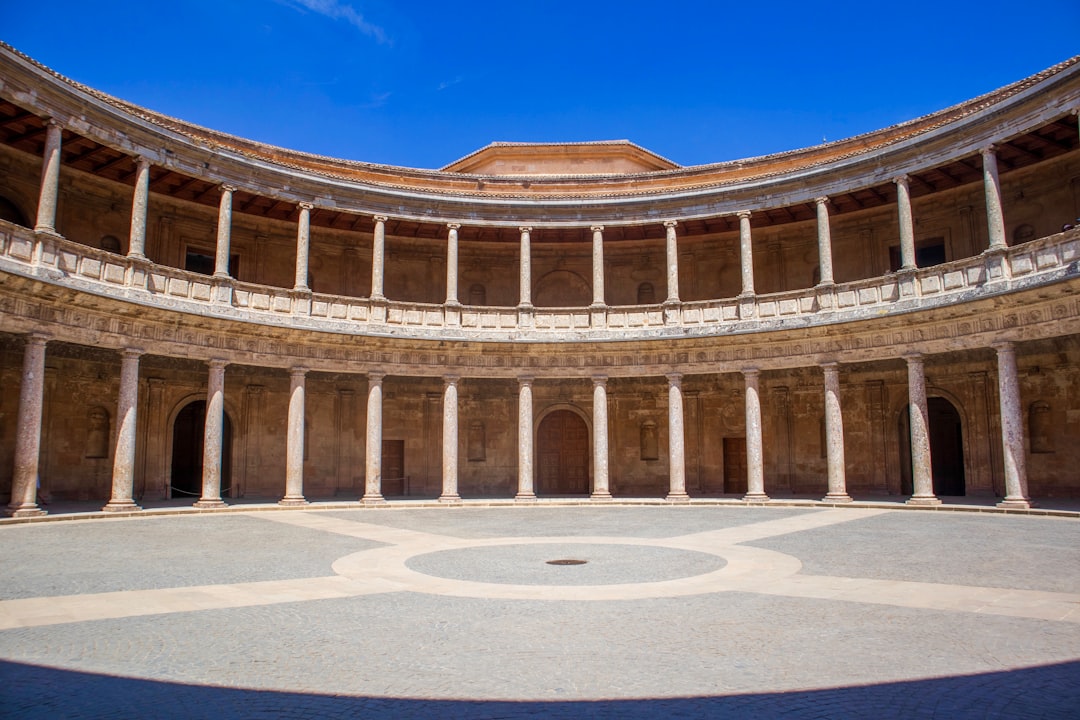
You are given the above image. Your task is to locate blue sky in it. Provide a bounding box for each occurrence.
[2,1,1078,169]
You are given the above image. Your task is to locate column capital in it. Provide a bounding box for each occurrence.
[991,340,1016,354]
[373,215,388,224]
[290,366,309,378]
[220,184,237,194]
[741,367,760,379]
[120,348,145,360]
[367,371,386,384]
[446,223,461,231]
[134,155,151,170]
[592,374,608,386]
[297,202,314,211]
[518,375,534,387]
[25,332,50,347]
[519,226,532,234]
[814,196,829,206]
[980,145,998,158]
[737,210,752,220]
[820,360,841,372]
[590,225,605,233]
[666,372,682,385]
[44,117,61,129]
[208,358,229,370]
[663,220,678,229]
[903,352,924,365]
[893,175,910,187]
[443,374,460,386]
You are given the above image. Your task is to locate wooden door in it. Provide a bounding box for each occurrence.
[537,410,589,495]
[723,437,747,494]
[382,439,405,496]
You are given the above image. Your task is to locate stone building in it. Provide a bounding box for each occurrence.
[1,43,1079,516]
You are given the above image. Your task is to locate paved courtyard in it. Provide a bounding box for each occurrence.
[0,505,1078,718]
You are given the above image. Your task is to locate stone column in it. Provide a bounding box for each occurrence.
[666,373,688,500]
[516,376,535,500]
[994,342,1031,508]
[591,225,606,307]
[905,353,941,505]
[294,203,313,292]
[518,227,532,307]
[281,367,309,505]
[821,362,852,503]
[362,372,385,503]
[895,175,916,270]
[104,349,143,512]
[213,185,235,278]
[5,334,49,517]
[981,147,1007,251]
[664,220,680,303]
[195,359,229,508]
[738,211,755,296]
[743,368,769,501]
[34,120,62,235]
[815,197,835,286]
[127,157,151,259]
[440,375,461,502]
[445,223,460,305]
[592,375,611,499]
[371,216,387,300]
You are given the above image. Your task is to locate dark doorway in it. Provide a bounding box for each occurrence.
[537,410,589,495]
[723,437,748,494]
[382,439,406,496]
[171,401,232,499]
[899,398,965,496]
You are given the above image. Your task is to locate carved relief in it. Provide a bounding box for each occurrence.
[640,421,659,461]
[85,406,110,458]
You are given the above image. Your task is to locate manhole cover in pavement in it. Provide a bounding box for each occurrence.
[546,559,587,566]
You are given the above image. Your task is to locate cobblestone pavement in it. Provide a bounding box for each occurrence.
[0,505,1077,718]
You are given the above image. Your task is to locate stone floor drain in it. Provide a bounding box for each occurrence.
[546,559,587,566]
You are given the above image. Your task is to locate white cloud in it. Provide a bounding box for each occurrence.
[283,0,389,44]
[437,75,464,91]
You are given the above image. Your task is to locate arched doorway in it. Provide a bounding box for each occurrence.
[899,397,965,496]
[171,401,232,499]
[537,409,589,495]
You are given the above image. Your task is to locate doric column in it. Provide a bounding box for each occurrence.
[591,225,606,307]
[591,375,611,499]
[281,367,309,505]
[103,349,143,512]
[371,216,387,300]
[213,185,235,278]
[981,147,1007,251]
[362,372,385,503]
[127,157,151,259]
[743,368,769,501]
[994,342,1030,508]
[905,353,940,505]
[518,227,532,308]
[440,375,461,502]
[738,211,755,296]
[894,175,916,270]
[815,197,835,286]
[663,220,680,303]
[821,362,852,503]
[294,203,313,292]
[5,334,49,517]
[445,223,460,305]
[666,373,688,500]
[195,359,229,508]
[516,376,535,500]
[34,120,62,235]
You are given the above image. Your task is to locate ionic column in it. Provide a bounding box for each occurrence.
[994,342,1031,508]
[905,353,940,505]
[591,225,606,307]
[294,203,313,292]
[362,372,385,503]
[821,362,852,503]
[516,376,535,500]
[981,147,1007,251]
[664,220,680,303]
[440,375,461,502]
[195,359,229,508]
[127,157,151,259]
[743,368,769,501]
[371,216,387,300]
[445,223,460,305]
[815,197,835,286]
[281,367,309,506]
[518,227,532,308]
[5,334,49,517]
[894,176,916,270]
[666,373,688,500]
[591,375,611,499]
[738,211,755,296]
[34,120,62,235]
[103,349,143,512]
[213,185,236,278]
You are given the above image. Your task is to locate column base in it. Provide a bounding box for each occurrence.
[102,500,142,513]
[666,492,690,503]
[590,492,613,502]
[278,497,309,507]
[515,493,537,503]
[996,497,1032,509]
[193,499,228,509]
[439,494,462,504]
[360,495,387,505]
[742,492,770,503]
[822,492,853,503]
[4,503,47,518]
[905,495,942,506]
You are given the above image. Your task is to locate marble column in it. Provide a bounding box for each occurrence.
[666,373,688,500]
[440,375,461,502]
[213,185,236,278]
[743,368,769,501]
[738,211,755,296]
[994,342,1031,508]
[821,362,852,502]
[362,372,385,503]
[195,359,229,508]
[294,203,313,292]
[516,376,535,500]
[281,367,309,506]
[445,223,460,306]
[592,375,611,499]
[981,147,1008,251]
[895,175,916,270]
[663,220,680,303]
[127,157,151,259]
[5,334,49,517]
[103,349,143,512]
[34,120,62,235]
[518,227,532,308]
[371,216,387,300]
[591,225,606,307]
[905,353,941,505]
[815,197,835,286]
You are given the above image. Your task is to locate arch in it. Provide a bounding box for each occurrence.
[0,195,29,227]
[100,235,122,254]
[898,395,966,497]
[636,282,655,305]
[533,269,590,308]
[168,398,234,500]
[468,283,487,306]
[535,404,591,495]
